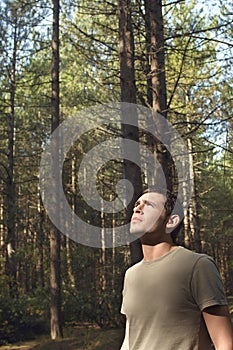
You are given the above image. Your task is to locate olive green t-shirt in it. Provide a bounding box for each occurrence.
[121,246,227,349]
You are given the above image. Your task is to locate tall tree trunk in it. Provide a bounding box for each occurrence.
[5,18,17,294]
[118,0,143,265]
[145,0,167,114]
[38,194,45,288]
[144,0,173,191]
[186,134,202,253]
[183,88,201,252]
[50,0,63,340]
[38,112,45,289]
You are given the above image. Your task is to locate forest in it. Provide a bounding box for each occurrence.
[0,0,232,347]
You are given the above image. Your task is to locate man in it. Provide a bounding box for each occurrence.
[120,187,233,350]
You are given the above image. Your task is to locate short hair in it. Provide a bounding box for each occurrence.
[142,186,184,243]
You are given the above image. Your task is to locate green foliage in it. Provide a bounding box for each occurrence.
[61,245,126,328]
[0,291,49,345]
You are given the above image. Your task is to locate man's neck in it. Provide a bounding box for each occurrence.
[142,242,177,262]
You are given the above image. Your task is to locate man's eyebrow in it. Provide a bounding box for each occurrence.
[134,199,157,206]
[144,199,156,206]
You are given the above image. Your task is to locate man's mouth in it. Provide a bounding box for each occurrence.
[131,217,142,222]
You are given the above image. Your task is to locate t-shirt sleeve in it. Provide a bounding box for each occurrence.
[190,255,228,311]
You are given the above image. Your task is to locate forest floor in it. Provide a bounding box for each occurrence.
[1,297,233,350]
[0,325,124,350]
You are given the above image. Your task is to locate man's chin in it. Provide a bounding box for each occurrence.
[130,227,145,236]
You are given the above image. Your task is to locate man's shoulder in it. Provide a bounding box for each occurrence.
[123,259,145,278]
[178,246,213,261]
[174,247,220,279]
[178,246,205,258]
[176,246,215,266]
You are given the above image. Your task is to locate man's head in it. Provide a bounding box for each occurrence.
[130,186,183,243]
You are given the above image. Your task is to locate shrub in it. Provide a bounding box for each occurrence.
[0,292,49,345]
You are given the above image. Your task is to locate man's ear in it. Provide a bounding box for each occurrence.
[166,214,180,233]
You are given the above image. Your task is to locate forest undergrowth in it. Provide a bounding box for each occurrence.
[1,296,233,350]
[0,324,124,350]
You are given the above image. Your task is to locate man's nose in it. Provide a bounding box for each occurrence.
[133,202,144,213]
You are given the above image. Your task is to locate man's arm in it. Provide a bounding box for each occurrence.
[203,305,233,350]
[120,318,129,350]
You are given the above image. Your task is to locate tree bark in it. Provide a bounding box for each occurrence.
[5,17,17,295]
[186,135,202,253]
[145,0,167,114]
[144,0,173,191]
[50,0,63,340]
[118,0,143,264]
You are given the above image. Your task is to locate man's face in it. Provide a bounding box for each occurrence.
[130,192,167,235]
